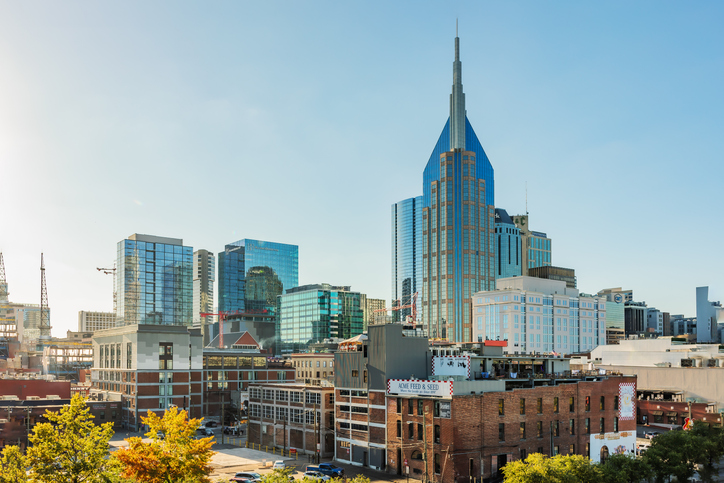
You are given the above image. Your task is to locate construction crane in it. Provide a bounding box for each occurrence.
[374,292,419,325]
[0,252,8,302]
[96,265,117,313]
[39,253,51,339]
[200,311,228,349]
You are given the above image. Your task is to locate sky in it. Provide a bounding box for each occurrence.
[1,1,723,336]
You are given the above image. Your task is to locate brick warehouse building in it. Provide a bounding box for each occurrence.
[334,321,637,482]
[385,375,636,482]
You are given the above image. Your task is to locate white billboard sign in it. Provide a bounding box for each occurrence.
[432,355,471,379]
[387,379,453,398]
[619,383,636,420]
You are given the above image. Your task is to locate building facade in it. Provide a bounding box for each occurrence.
[217,239,298,315]
[472,277,607,354]
[624,302,647,336]
[421,35,496,343]
[528,266,576,289]
[290,353,335,386]
[391,197,423,323]
[696,286,723,343]
[494,209,522,280]
[511,215,552,276]
[193,249,216,345]
[115,234,193,326]
[78,311,116,332]
[361,295,386,329]
[277,284,364,353]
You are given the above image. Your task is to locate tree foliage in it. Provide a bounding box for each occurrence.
[260,468,295,483]
[643,427,702,483]
[113,407,214,483]
[502,453,601,483]
[0,445,27,483]
[598,453,652,483]
[26,393,116,483]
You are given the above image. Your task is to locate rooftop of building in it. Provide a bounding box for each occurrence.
[127,233,183,245]
[286,283,353,294]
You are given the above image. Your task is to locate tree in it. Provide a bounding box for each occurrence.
[329,476,370,483]
[113,407,214,483]
[0,445,27,483]
[643,428,700,483]
[689,421,724,482]
[502,453,601,483]
[26,393,116,483]
[261,468,295,483]
[598,453,652,483]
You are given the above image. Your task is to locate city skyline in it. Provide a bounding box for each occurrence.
[2,2,723,335]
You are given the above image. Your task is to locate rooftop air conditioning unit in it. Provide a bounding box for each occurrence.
[27,396,41,400]
[46,395,61,400]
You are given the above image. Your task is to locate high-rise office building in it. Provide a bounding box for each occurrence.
[494,208,522,280]
[511,214,551,275]
[421,35,495,342]
[115,234,193,326]
[217,239,298,316]
[78,311,116,332]
[193,249,215,344]
[361,294,386,329]
[277,284,364,353]
[391,196,423,322]
[696,286,723,343]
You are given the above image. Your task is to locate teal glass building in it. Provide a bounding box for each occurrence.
[217,239,298,315]
[391,196,422,322]
[277,284,364,353]
[115,234,193,326]
[421,35,495,342]
[494,208,522,280]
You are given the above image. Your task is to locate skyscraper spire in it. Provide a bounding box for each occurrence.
[450,27,466,150]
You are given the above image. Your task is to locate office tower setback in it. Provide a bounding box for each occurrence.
[217,239,298,316]
[193,249,215,344]
[391,196,423,322]
[78,311,116,332]
[528,266,577,289]
[511,215,552,275]
[115,234,193,326]
[494,208,522,280]
[277,284,364,353]
[422,35,495,342]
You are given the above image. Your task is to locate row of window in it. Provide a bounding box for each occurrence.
[249,387,323,405]
[499,395,620,416]
[499,417,620,441]
[294,360,334,368]
[395,421,442,443]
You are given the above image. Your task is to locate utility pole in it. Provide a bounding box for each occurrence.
[423,405,429,483]
[221,392,226,445]
[315,407,320,464]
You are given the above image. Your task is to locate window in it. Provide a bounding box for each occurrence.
[408,423,414,439]
[553,397,559,413]
[614,396,619,411]
[569,444,575,454]
[352,370,359,377]
[553,445,559,456]
[363,370,367,383]
[537,398,543,414]
[553,420,559,437]
[159,342,173,370]
[599,417,605,434]
[569,397,575,412]
[520,398,526,415]
[586,443,590,457]
[520,422,526,440]
[613,417,619,432]
[499,399,505,416]
[537,421,543,438]
[396,420,402,438]
[520,448,527,461]
[417,423,423,441]
[434,424,441,443]
[499,423,505,441]
[600,396,605,411]
[585,418,590,434]
[418,399,424,415]
[126,343,132,369]
[434,454,441,474]
[585,396,590,412]
[409,399,414,414]
[396,398,402,414]
[569,419,575,435]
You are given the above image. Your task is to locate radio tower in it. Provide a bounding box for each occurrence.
[0,252,8,304]
[39,253,51,339]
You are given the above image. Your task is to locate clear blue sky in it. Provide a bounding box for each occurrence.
[2,1,723,335]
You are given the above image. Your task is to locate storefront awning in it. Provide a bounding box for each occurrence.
[652,411,664,416]
[667,412,678,417]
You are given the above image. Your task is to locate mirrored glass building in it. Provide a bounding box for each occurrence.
[115,234,193,326]
[494,208,522,280]
[217,239,298,316]
[391,196,422,322]
[421,35,495,342]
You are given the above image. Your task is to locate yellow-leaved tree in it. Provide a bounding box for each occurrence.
[26,393,116,483]
[0,445,27,483]
[113,407,214,483]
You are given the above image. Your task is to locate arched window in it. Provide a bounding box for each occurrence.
[600,445,609,463]
[411,450,423,460]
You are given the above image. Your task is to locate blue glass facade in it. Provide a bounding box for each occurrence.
[115,234,193,326]
[494,208,522,280]
[391,197,422,322]
[277,284,364,353]
[217,239,298,316]
[421,36,495,342]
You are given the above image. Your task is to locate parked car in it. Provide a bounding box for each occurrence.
[231,472,262,483]
[645,430,661,439]
[197,427,214,436]
[306,463,344,477]
[302,471,330,481]
[204,420,219,428]
[273,460,286,469]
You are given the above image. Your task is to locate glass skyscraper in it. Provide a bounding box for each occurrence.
[494,208,522,280]
[115,234,193,326]
[391,196,422,322]
[277,284,364,353]
[421,35,495,342]
[217,239,298,315]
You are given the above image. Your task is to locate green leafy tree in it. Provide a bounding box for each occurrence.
[689,421,724,482]
[598,453,652,483]
[261,467,295,483]
[643,428,700,483]
[329,476,369,483]
[113,407,214,483]
[503,453,601,483]
[26,393,116,483]
[0,445,27,483]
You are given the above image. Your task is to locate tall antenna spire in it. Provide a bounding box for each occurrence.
[0,252,8,303]
[40,253,51,339]
[450,23,466,150]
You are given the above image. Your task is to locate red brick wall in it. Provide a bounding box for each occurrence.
[0,380,71,400]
